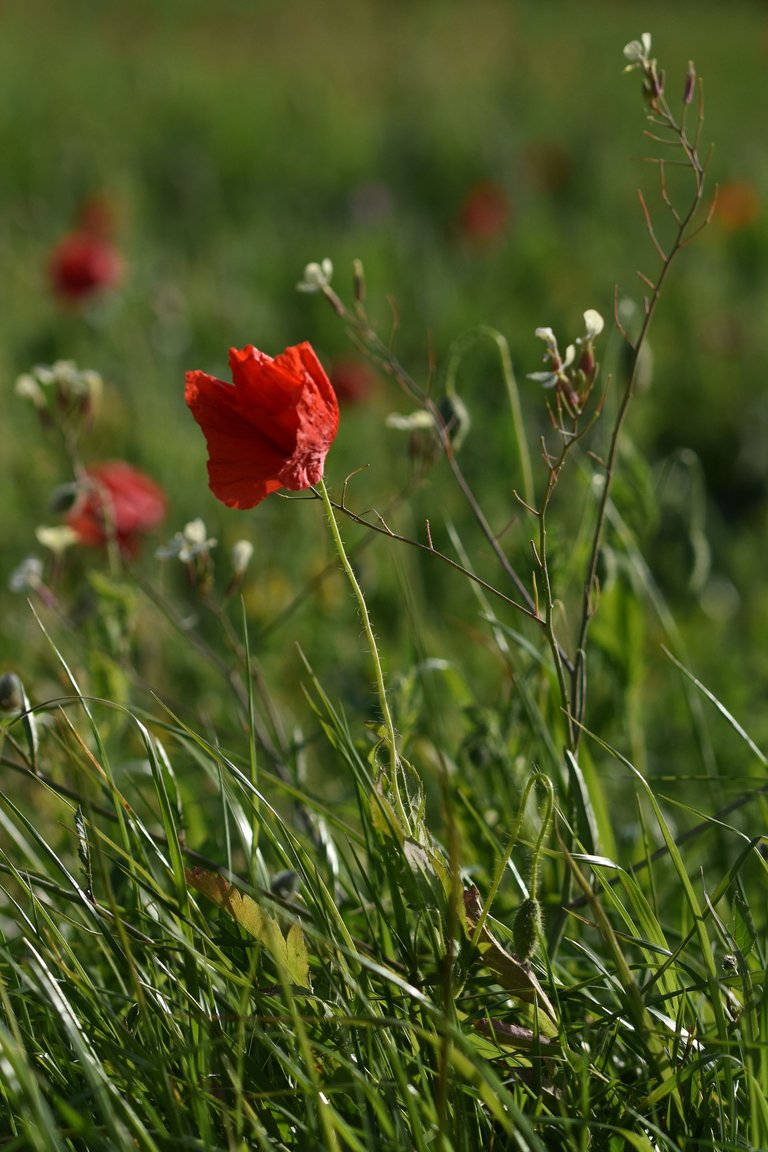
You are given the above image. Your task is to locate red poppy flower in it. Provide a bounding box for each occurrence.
[49,231,123,301]
[185,342,339,509]
[66,462,167,554]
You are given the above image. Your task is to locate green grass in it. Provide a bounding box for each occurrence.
[1,2,768,1148]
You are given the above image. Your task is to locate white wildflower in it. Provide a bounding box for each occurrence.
[623,33,652,69]
[156,518,217,562]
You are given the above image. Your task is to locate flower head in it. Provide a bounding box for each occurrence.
[623,33,652,69]
[15,360,102,425]
[622,32,664,106]
[185,342,339,509]
[156,518,217,563]
[528,310,605,415]
[65,462,167,554]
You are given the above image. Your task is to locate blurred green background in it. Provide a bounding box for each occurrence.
[2,0,767,785]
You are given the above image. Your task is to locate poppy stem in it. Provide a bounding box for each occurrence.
[317,477,408,831]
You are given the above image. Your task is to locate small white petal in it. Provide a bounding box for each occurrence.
[15,374,45,405]
[527,371,558,388]
[183,518,208,544]
[231,539,254,576]
[623,39,646,65]
[582,309,604,339]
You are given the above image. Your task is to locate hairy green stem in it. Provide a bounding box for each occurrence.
[317,477,407,829]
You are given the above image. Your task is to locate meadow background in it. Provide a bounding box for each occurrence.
[1,1,768,1147]
[3,0,768,786]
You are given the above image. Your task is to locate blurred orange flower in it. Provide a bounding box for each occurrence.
[66,462,167,554]
[185,342,339,509]
[715,181,761,232]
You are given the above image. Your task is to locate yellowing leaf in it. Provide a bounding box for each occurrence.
[285,919,311,988]
[186,867,311,989]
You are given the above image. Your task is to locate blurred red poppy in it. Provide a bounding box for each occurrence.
[49,231,123,301]
[459,181,509,244]
[66,462,167,554]
[185,342,339,509]
[330,358,377,405]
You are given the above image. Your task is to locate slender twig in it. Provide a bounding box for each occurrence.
[320,285,538,615]
[570,74,710,751]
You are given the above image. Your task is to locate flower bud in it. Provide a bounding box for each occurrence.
[512,895,543,962]
[297,258,334,293]
[577,345,596,380]
[437,393,471,451]
[0,672,24,714]
[48,482,80,514]
[683,61,696,106]
[270,869,300,899]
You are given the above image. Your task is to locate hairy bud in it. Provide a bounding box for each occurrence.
[513,896,543,962]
